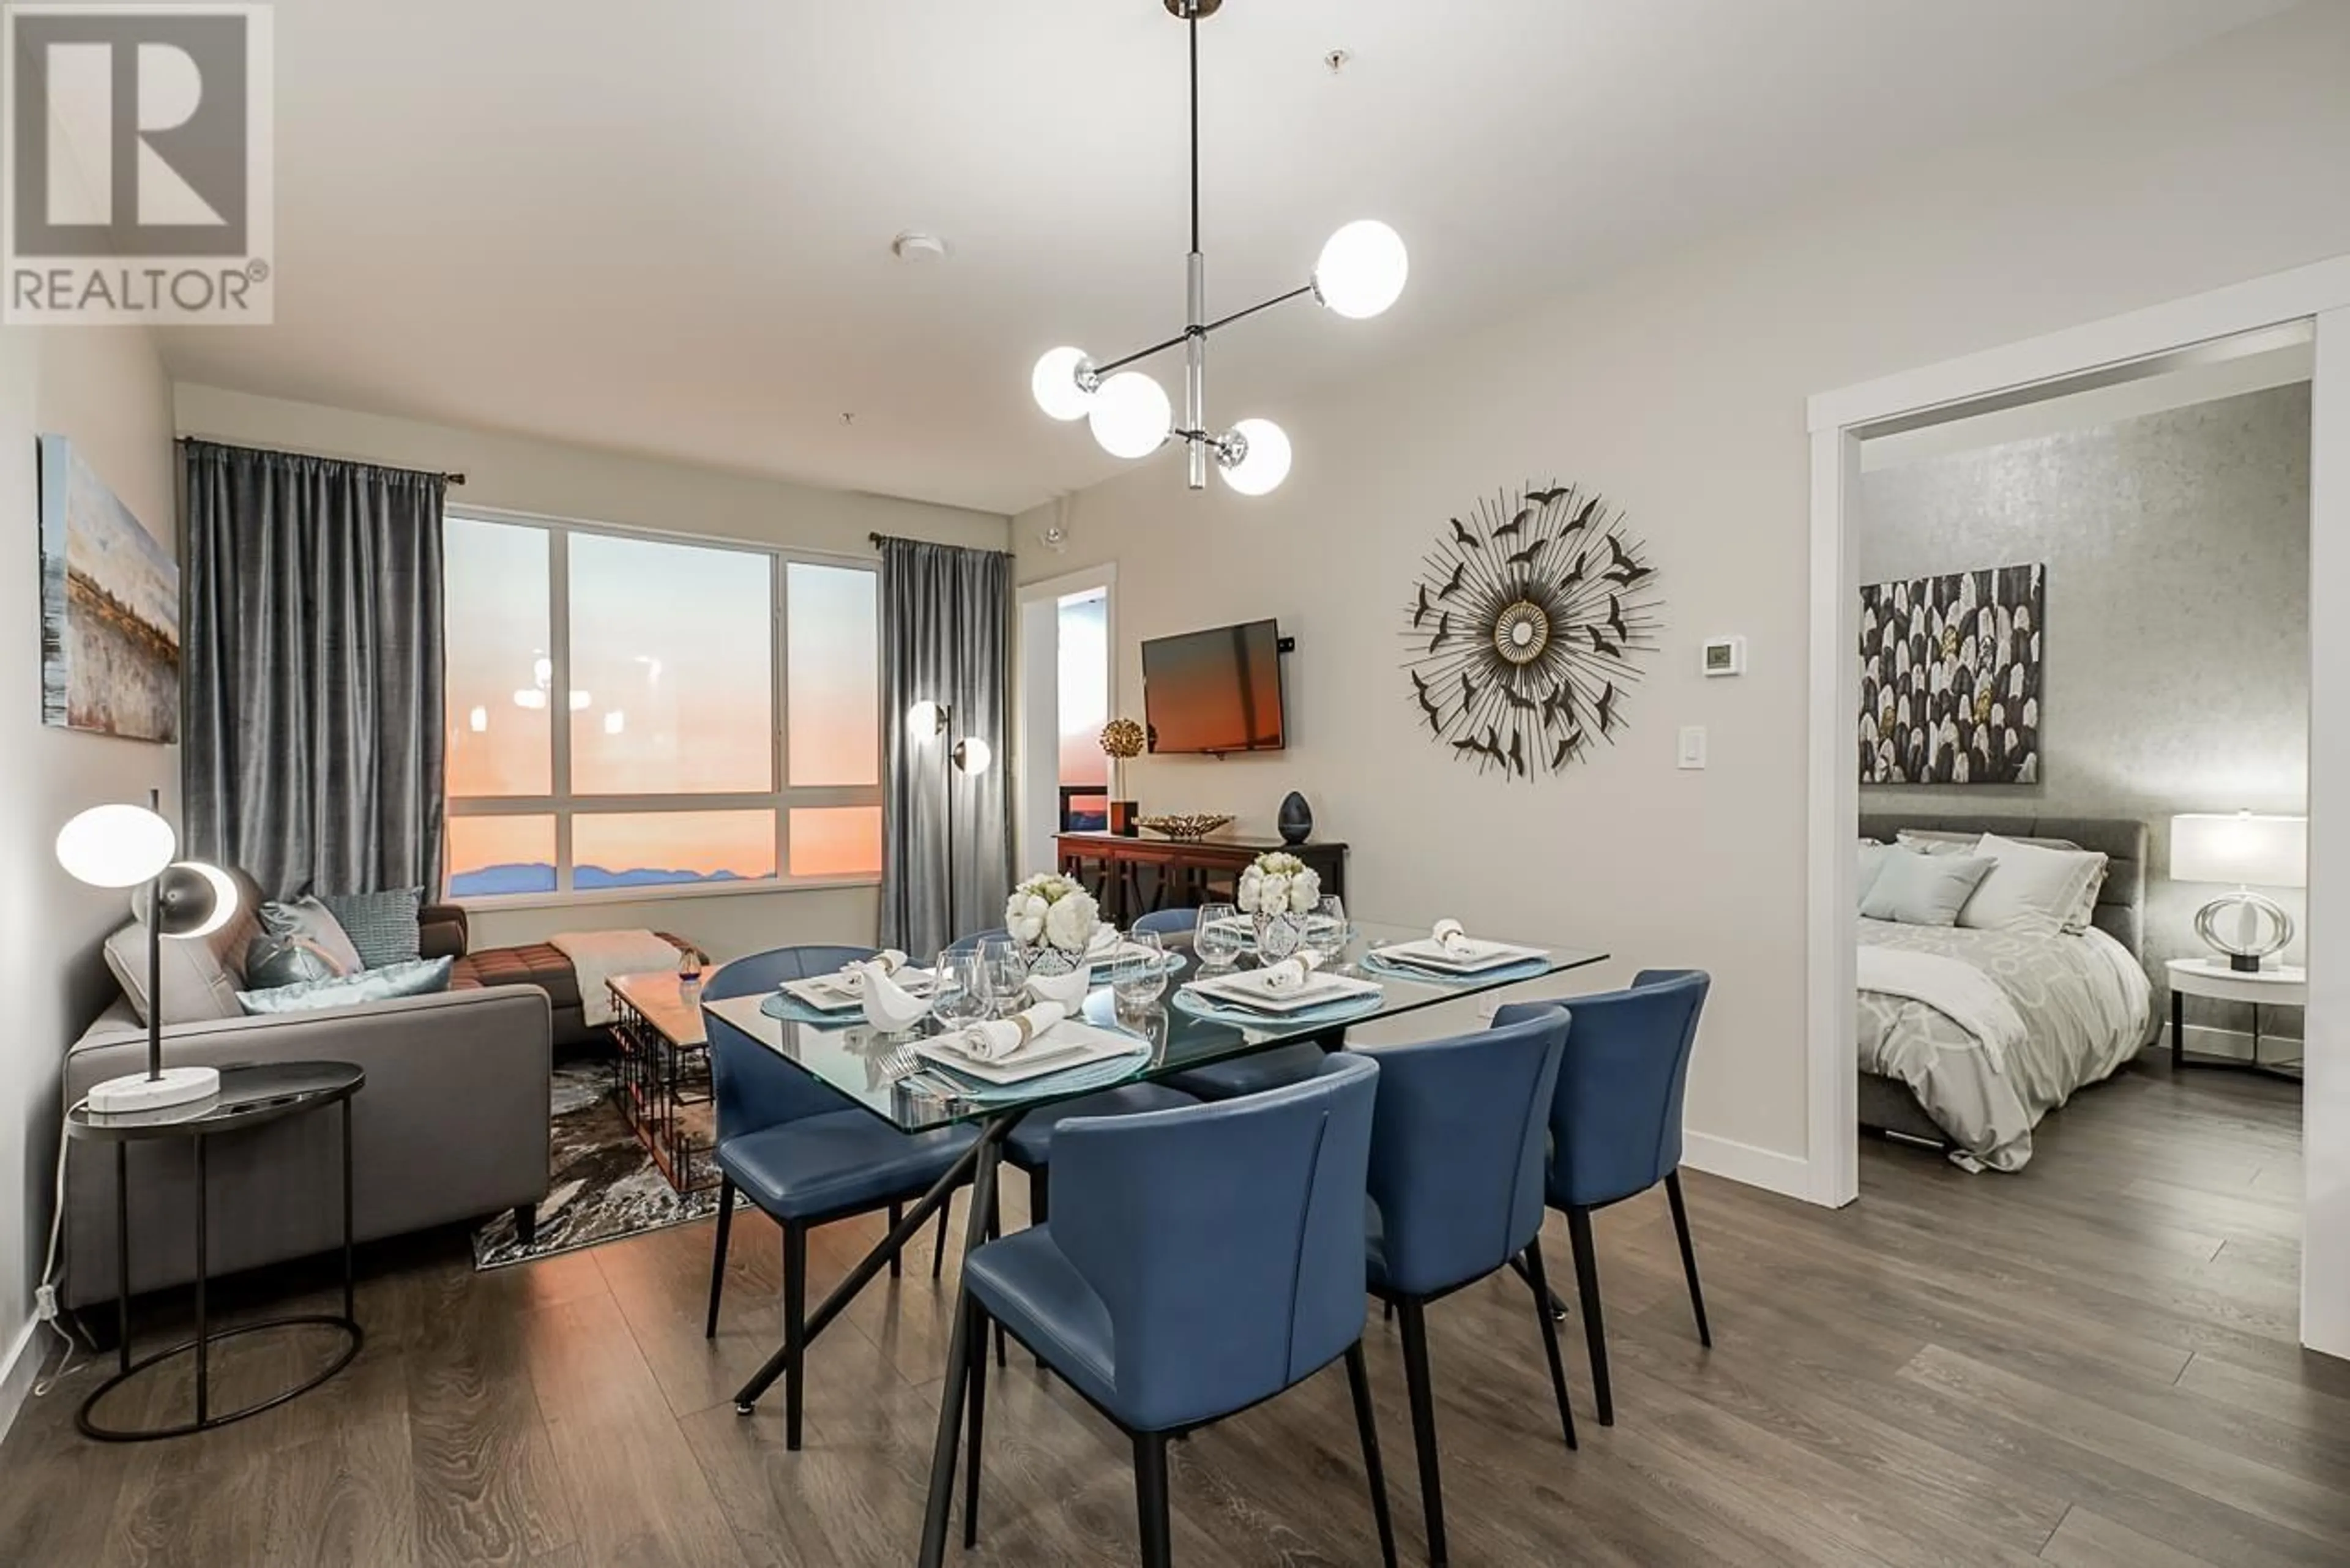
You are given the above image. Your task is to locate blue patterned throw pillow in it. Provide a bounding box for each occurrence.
[318,887,424,969]
[257,896,367,975]
[237,955,453,1015]
[244,932,351,990]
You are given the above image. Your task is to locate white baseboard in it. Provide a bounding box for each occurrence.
[1683,1132,1815,1203]
[0,1315,43,1446]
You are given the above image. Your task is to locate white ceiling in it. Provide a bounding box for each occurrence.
[159,0,2298,515]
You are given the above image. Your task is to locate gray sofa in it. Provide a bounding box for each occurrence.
[62,875,551,1310]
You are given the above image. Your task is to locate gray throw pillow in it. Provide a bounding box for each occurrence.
[258,896,367,974]
[244,932,351,990]
[1857,841,1896,908]
[1859,850,1995,927]
[237,955,453,1015]
[318,887,423,969]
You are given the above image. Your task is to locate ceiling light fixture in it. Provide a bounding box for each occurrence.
[1029,0,1406,496]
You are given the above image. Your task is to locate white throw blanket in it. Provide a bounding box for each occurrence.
[550,929,688,1027]
[1856,944,2026,1077]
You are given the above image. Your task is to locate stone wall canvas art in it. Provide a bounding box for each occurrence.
[1859,563,2042,785]
[38,436,180,742]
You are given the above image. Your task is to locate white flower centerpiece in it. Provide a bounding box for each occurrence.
[1004,872,1103,976]
[1236,851,1320,961]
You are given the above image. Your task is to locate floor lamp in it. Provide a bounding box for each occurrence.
[906,701,993,943]
[56,790,242,1113]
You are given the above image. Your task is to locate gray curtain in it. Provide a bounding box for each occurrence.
[182,439,447,900]
[879,536,1013,957]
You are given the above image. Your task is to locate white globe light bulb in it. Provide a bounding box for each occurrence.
[55,804,177,888]
[1219,418,1292,496]
[1031,347,1096,422]
[906,700,946,739]
[1087,372,1173,460]
[1313,219,1409,320]
[954,736,994,776]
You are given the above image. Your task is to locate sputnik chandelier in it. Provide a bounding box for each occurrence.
[1029,0,1409,496]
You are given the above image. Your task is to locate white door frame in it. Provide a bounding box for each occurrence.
[1013,563,1117,873]
[1806,255,2350,1359]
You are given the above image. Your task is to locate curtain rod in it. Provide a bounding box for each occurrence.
[176,435,464,485]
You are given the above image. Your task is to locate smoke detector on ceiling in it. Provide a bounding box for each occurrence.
[892,232,950,263]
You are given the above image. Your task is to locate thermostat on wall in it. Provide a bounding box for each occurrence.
[1701,637,1747,678]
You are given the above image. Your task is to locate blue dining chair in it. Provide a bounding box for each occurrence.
[1130,907,1198,937]
[702,946,982,1450]
[1004,1082,1199,1225]
[1152,905,1327,1099]
[956,1054,1397,1568]
[1509,969,1712,1427]
[1364,1008,1575,1567]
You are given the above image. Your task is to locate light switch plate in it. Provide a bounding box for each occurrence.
[1678,726,1707,769]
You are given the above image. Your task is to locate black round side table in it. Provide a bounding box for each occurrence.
[66,1060,366,1442]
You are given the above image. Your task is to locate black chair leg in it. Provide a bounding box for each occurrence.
[1520,1238,1578,1450]
[983,1206,1006,1369]
[1395,1297,1447,1568]
[1133,1430,1173,1568]
[963,1297,990,1549]
[1565,1208,1613,1427]
[1665,1170,1712,1348]
[513,1203,539,1248]
[783,1222,808,1451]
[704,1176,734,1338]
[931,1195,953,1281]
[889,1202,904,1280]
[1345,1342,1400,1568]
[1029,1167,1051,1226]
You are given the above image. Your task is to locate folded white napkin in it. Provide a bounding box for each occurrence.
[1024,965,1091,1011]
[857,960,931,1031]
[946,1001,1069,1062]
[1259,951,1325,992]
[1431,919,1471,956]
[838,949,910,992]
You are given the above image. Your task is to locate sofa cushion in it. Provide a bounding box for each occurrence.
[238,955,455,1014]
[104,920,244,1025]
[319,887,424,969]
[259,895,367,974]
[453,943,583,1011]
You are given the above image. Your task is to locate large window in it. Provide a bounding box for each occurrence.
[444,515,881,899]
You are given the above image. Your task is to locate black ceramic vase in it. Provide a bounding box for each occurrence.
[1277,791,1313,845]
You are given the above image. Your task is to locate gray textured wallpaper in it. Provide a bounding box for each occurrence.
[1860,383,2310,1042]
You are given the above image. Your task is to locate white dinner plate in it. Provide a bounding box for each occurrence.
[1370,938,1546,975]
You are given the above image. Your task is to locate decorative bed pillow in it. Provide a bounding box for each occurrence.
[244,933,352,990]
[257,896,367,975]
[1895,829,1982,857]
[1961,834,2109,938]
[1857,841,1897,908]
[238,955,453,1015]
[1859,849,1994,927]
[319,887,424,969]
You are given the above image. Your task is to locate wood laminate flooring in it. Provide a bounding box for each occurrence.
[2,1054,2338,1567]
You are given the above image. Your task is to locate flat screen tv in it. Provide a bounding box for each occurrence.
[1140,619,1287,755]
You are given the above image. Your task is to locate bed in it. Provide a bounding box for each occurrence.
[1856,813,2159,1170]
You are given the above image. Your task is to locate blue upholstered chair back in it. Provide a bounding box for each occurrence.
[1364,1008,1569,1298]
[943,927,1010,956]
[1509,969,1709,1210]
[703,946,877,1141]
[1131,908,1198,937]
[1051,1052,1379,1433]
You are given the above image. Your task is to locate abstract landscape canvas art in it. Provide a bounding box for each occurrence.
[1858,563,2043,785]
[38,436,181,742]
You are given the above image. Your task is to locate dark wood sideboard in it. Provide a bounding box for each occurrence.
[1056,832,1348,928]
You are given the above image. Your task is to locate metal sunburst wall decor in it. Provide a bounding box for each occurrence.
[1399,481,1663,779]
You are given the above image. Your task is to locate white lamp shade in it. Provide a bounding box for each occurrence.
[906,700,946,738]
[1087,372,1173,460]
[55,804,177,888]
[1313,219,1409,320]
[165,860,241,938]
[1219,417,1292,496]
[953,736,994,776]
[2170,812,2307,888]
[1031,346,1095,422]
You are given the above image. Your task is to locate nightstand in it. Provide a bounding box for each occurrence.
[2166,957,2305,1081]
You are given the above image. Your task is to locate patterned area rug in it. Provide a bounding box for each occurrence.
[471,1063,740,1270]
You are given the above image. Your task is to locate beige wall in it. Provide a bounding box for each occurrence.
[0,324,177,1424]
[172,384,1011,960]
[1013,3,2350,1176]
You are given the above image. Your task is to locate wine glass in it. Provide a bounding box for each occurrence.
[932,946,983,1028]
[1114,930,1168,1012]
[1308,895,1351,968]
[1195,903,1242,969]
[977,935,1028,1019]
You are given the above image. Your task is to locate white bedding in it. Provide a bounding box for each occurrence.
[1857,919,2150,1171]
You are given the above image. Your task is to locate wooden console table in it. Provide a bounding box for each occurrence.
[1056,832,1348,927]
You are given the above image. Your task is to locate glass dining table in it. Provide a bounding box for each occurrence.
[699,919,1608,1568]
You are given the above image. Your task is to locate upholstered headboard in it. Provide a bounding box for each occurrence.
[1856,813,2149,960]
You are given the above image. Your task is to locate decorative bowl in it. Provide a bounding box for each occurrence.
[1138,813,1235,842]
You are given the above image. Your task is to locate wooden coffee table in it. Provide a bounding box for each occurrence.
[607,968,717,1192]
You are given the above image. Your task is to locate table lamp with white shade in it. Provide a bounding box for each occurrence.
[56,792,241,1113]
[2169,811,2306,974]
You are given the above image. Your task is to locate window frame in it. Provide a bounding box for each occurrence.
[443,506,883,907]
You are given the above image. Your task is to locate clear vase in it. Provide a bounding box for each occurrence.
[1253,913,1303,963]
